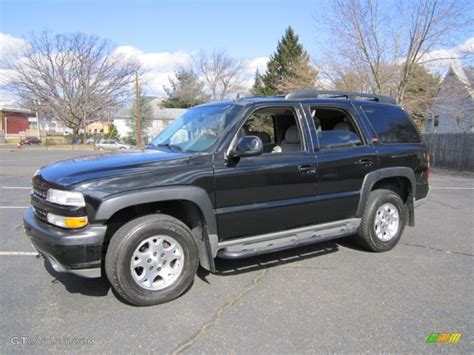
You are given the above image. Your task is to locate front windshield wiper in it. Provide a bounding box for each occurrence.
[153,143,183,152]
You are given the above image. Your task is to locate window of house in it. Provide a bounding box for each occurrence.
[310,107,363,150]
[238,107,303,153]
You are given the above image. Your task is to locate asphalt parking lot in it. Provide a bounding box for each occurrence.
[0,148,472,353]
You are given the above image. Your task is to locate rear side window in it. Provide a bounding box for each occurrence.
[362,105,421,144]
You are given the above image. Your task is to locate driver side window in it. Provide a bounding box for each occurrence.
[238,107,304,154]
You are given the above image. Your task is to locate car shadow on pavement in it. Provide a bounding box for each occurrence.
[43,259,111,297]
[335,235,367,252]
[208,239,340,277]
[39,237,355,298]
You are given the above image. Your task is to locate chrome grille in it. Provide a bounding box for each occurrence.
[33,185,48,200]
[33,206,48,220]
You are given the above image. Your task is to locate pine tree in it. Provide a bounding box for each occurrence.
[252,26,317,96]
[106,123,120,141]
[250,69,264,96]
[276,55,318,93]
[163,69,208,108]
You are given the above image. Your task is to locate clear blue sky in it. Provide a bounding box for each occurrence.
[0,0,329,59]
[1,0,472,99]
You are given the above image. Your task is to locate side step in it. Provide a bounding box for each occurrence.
[216,218,360,259]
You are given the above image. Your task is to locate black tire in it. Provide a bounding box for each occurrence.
[356,189,406,252]
[105,214,199,306]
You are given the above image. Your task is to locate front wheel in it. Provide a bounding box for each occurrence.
[105,214,199,306]
[356,189,406,252]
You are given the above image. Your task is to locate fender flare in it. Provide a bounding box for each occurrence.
[95,186,217,271]
[356,167,416,218]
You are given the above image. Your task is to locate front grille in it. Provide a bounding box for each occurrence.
[33,185,48,200]
[33,206,48,221]
[32,182,49,221]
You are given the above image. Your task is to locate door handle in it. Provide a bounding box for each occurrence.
[298,164,317,175]
[358,159,374,168]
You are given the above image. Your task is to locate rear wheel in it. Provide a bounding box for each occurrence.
[105,214,199,306]
[356,189,406,252]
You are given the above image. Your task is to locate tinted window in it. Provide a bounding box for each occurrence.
[238,107,302,154]
[318,131,362,150]
[362,105,421,144]
[310,107,363,150]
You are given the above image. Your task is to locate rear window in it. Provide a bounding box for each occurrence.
[361,105,421,144]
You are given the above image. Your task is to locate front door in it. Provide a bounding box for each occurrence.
[213,104,319,241]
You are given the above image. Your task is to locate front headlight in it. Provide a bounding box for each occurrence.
[46,189,86,207]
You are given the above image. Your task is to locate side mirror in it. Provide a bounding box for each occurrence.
[230,135,263,158]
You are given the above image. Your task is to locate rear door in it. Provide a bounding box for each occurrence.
[303,102,379,223]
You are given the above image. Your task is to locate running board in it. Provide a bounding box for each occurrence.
[216,218,360,259]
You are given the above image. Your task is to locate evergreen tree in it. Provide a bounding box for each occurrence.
[106,123,120,141]
[163,69,208,108]
[276,55,318,93]
[250,69,264,96]
[252,26,317,96]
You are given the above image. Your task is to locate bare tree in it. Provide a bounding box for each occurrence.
[194,50,245,101]
[316,0,399,95]
[316,0,470,104]
[3,31,139,142]
[396,0,470,103]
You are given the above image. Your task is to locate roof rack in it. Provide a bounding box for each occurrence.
[285,89,396,104]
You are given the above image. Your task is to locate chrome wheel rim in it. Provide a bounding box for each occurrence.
[374,203,400,241]
[130,235,184,291]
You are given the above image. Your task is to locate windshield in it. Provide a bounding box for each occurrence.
[149,104,242,152]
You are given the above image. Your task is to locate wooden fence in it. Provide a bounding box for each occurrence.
[424,133,474,171]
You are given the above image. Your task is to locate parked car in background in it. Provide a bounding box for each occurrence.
[20,137,41,145]
[85,138,95,145]
[95,139,130,150]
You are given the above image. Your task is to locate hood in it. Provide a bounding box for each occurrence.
[37,149,192,188]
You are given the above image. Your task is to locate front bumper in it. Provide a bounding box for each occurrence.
[23,206,106,278]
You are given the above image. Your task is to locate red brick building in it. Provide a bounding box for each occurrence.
[0,107,35,135]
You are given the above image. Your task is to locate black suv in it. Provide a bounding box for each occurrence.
[24,90,430,306]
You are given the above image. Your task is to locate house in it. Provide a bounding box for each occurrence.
[426,65,474,133]
[114,97,186,141]
[38,117,69,135]
[0,107,38,138]
[86,121,110,135]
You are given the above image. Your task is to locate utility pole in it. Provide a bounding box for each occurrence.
[135,72,142,147]
[35,100,41,141]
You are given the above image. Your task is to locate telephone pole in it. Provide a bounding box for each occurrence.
[135,72,142,147]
